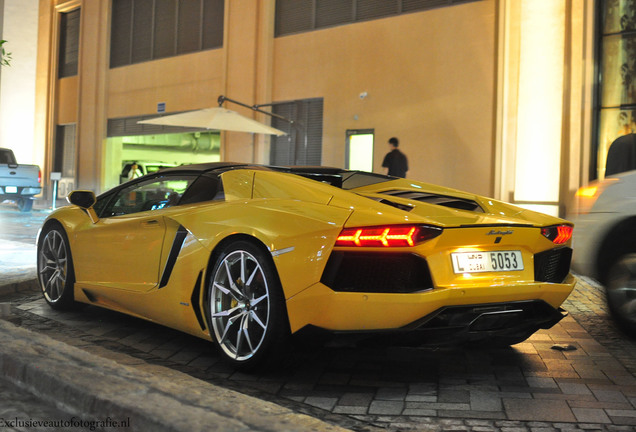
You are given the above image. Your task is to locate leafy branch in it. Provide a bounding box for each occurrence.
[0,40,12,67]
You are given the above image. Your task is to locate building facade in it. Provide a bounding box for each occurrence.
[19,0,606,216]
[0,0,39,167]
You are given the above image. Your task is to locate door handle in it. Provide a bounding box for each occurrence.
[141,220,160,227]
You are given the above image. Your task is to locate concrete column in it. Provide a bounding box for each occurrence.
[496,0,595,217]
[513,0,566,217]
[222,0,275,163]
[75,0,108,192]
[495,0,595,216]
[0,0,39,164]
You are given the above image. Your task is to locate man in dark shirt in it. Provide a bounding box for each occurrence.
[382,137,408,178]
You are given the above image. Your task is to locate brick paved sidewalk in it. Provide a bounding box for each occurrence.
[1,275,634,432]
[0,317,359,432]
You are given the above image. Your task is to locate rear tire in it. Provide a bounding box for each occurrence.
[206,240,290,370]
[17,198,33,212]
[37,222,77,310]
[605,253,636,335]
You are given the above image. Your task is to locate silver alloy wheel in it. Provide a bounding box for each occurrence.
[210,249,271,361]
[39,229,68,303]
[607,253,636,329]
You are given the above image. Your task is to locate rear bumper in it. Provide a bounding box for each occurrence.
[398,300,566,345]
[285,273,576,334]
[0,187,41,197]
[295,300,567,347]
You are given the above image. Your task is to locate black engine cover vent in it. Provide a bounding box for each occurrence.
[380,190,484,212]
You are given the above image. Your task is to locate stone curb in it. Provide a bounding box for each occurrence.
[0,318,354,432]
[0,278,38,297]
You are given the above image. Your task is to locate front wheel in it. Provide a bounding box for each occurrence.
[37,223,77,310]
[606,253,636,335]
[206,240,289,370]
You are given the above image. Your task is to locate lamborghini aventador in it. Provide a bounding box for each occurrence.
[37,163,576,368]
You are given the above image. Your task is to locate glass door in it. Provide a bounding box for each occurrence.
[346,129,374,172]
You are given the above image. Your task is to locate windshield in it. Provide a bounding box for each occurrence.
[0,149,16,164]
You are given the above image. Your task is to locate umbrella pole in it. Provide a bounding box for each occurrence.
[217,95,294,125]
[252,133,256,163]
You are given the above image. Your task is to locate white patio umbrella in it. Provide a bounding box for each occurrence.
[137,107,287,136]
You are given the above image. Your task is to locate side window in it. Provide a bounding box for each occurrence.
[101,175,196,217]
[93,190,116,218]
[179,174,224,205]
[0,150,16,164]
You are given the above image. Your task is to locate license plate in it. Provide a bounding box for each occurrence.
[5,186,17,193]
[451,250,524,273]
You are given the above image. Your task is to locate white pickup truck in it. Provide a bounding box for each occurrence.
[0,148,41,212]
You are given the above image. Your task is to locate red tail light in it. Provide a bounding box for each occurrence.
[38,169,42,184]
[335,225,442,247]
[541,225,573,244]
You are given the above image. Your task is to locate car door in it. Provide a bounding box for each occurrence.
[72,174,197,292]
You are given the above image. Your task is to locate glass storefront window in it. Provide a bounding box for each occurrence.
[603,0,636,33]
[601,34,636,107]
[598,109,636,178]
[597,0,636,178]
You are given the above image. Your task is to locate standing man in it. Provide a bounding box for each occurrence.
[382,137,408,178]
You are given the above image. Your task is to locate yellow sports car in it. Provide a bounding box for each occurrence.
[37,163,575,368]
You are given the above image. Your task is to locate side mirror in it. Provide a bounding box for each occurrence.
[67,190,96,209]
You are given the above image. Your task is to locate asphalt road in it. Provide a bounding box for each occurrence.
[0,201,50,243]
[0,202,50,286]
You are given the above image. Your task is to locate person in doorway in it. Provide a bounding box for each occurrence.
[382,137,408,178]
